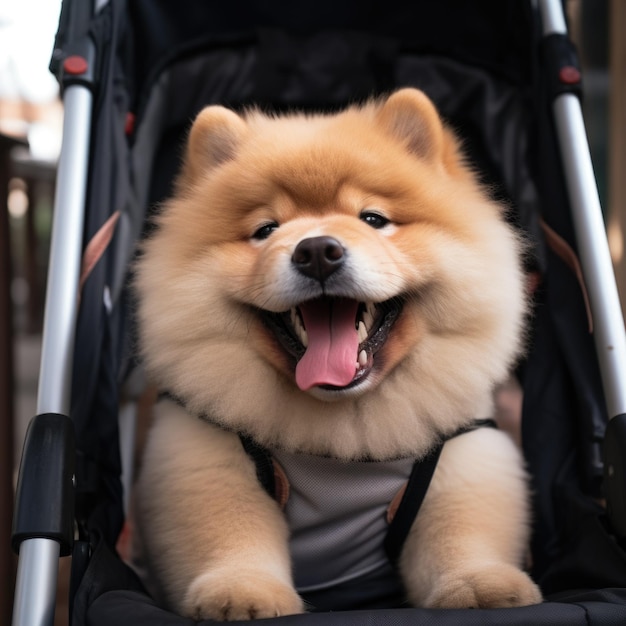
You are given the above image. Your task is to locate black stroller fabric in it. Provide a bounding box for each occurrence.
[58,0,626,624]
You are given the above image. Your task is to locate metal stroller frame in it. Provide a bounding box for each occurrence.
[10,0,626,624]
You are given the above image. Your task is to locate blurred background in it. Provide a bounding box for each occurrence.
[0,1,624,625]
[0,0,63,622]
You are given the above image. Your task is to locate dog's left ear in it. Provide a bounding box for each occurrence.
[377,89,444,162]
[180,106,248,185]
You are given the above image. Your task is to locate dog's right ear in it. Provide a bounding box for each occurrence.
[180,106,248,184]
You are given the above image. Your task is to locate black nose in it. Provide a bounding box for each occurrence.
[292,236,345,282]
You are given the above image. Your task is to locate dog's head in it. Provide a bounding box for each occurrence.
[136,89,526,459]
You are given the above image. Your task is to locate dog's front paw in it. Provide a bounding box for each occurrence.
[182,569,305,621]
[423,563,542,609]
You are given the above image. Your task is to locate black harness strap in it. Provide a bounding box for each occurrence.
[383,442,443,565]
[383,418,497,565]
[240,435,276,497]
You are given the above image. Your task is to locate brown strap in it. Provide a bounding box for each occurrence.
[526,270,542,297]
[79,211,121,293]
[540,218,593,333]
[386,483,407,524]
[272,459,290,509]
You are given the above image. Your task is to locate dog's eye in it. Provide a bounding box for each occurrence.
[360,211,390,229]
[252,222,279,240]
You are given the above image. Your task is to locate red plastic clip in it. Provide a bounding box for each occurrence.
[63,55,88,76]
[125,113,136,136]
[559,65,581,85]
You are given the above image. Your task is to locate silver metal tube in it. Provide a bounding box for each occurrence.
[537,0,568,35]
[37,84,93,416]
[12,539,61,626]
[14,82,93,626]
[119,402,138,514]
[553,95,626,417]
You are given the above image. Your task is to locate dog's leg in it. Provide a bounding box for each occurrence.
[399,427,542,609]
[134,399,304,621]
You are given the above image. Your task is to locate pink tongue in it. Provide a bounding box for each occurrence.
[295,298,359,391]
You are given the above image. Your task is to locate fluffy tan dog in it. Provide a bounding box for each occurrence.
[133,88,542,620]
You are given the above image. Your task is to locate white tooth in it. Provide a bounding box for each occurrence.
[362,309,374,332]
[291,307,308,347]
[358,350,368,367]
[358,321,368,343]
[297,321,308,347]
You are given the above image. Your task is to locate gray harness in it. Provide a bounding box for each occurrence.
[240,419,496,594]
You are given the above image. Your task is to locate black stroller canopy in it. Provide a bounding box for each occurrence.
[125,0,534,101]
[119,1,543,249]
[11,1,626,625]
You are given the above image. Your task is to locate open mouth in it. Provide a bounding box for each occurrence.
[261,297,402,391]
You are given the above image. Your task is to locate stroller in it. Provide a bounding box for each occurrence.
[11,0,626,623]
